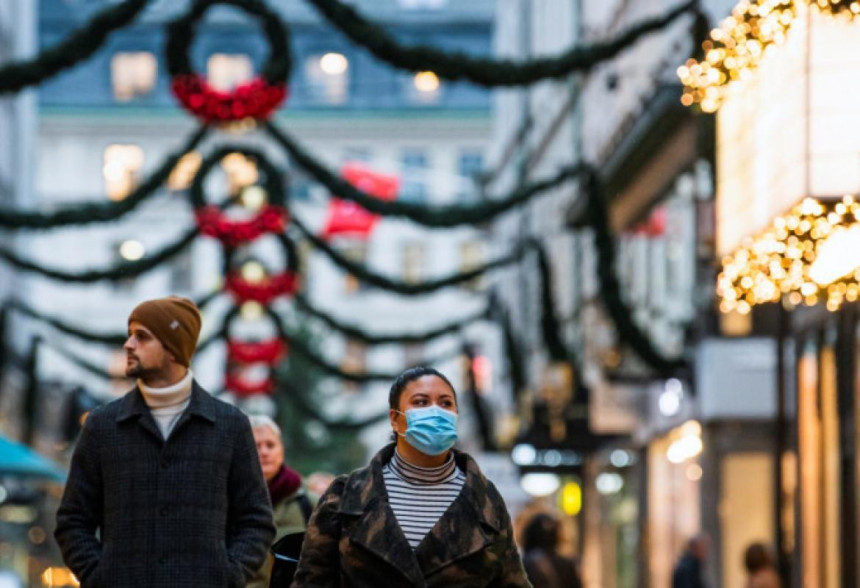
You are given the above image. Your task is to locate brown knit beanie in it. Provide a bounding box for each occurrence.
[128,296,202,367]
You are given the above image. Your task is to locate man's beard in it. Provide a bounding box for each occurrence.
[125,356,161,380]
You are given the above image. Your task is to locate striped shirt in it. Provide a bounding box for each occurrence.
[382,449,466,549]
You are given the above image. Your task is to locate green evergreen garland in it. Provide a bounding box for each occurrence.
[0,0,150,94]
[267,121,589,228]
[581,170,687,374]
[291,214,534,294]
[279,377,389,430]
[0,227,199,282]
[304,0,698,87]
[294,294,489,345]
[0,126,209,229]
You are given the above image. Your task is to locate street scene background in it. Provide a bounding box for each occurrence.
[1,0,857,586]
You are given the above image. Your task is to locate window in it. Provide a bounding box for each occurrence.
[339,242,368,294]
[207,54,253,91]
[167,151,202,192]
[304,52,349,105]
[111,52,157,101]
[341,147,372,165]
[402,241,424,284]
[220,152,258,196]
[457,150,484,200]
[459,241,485,291]
[342,339,367,394]
[103,144,144,201]
[170,247,193,293]
[400,150,428,203]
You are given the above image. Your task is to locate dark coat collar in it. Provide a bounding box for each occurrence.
[339,444,502,584]
[116,380,216,441]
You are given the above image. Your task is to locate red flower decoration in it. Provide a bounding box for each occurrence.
[194,204,288,247]
[225,271,299,304]
[224,373,274,397]
[171,74,288,123]
[227,338,288,365]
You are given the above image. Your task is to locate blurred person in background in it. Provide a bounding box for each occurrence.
[521,512,582,588]
[247,415,316,588]
[743,542,780,588]
[291,366,531,587]
[306,471,336,498]
[672,534,710,588]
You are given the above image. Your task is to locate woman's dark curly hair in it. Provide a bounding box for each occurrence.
[388,366,456,410]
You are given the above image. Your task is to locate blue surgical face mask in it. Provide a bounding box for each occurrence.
[396,405,458,456]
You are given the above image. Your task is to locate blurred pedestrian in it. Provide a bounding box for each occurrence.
[744,542,780,588]
[55,296,274,587]
[521,513,583,588]
[672,534,709,588]
[306,471,336,497]
[247,415,316,588]
[291,366,532,587]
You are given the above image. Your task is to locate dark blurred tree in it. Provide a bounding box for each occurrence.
[274,319,369,477]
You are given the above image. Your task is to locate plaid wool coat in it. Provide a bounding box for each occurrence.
[290,444,532,588]
[55,382,275,587]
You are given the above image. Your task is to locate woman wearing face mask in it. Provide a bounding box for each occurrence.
[290,366,532,587]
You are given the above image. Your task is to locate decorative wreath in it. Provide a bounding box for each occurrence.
[190,146,288,246]
[227,338,288,364]
[221,304,288,397]
[222,234,300,303]
[166,0,291,123]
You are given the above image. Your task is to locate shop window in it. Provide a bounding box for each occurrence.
[111,51,157,101]
[207,54,253,91]
[304,52,349,105]
[402,241,424,284]
[103,144,144,201]
[400,149,428,203]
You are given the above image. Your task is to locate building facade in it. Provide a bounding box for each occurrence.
[490,1,781,587]
[24,0,500,452]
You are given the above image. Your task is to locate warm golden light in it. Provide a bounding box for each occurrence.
[717,196,860,313]
[679,0,860,112]
[413,71,440,93]
[240,185,268,211]
[240,261,267,284]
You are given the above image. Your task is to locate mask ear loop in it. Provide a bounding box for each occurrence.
[393,410,408,437]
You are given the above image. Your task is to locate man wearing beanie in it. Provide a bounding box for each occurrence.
[55,296,275,587]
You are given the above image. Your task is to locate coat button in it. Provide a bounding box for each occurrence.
[160,460,169,470]
[159,506,168,517]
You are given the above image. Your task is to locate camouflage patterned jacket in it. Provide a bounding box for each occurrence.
[291,444,532,588]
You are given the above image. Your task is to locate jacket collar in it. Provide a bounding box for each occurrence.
[339,444,503,582]
[116,380,216,440]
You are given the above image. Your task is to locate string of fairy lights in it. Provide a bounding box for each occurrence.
[717,196,860,313]
[677,0,859,113]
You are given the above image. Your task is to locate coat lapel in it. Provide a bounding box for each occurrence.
[115,386,163,442]
[170,381,216,438]
[414,451,500,577]
[340,445,425,586]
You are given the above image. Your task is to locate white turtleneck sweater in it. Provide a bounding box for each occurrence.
[138,370,193,440]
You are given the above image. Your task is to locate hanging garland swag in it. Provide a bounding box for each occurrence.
[190,145,289,246]
[166,0,291,123]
